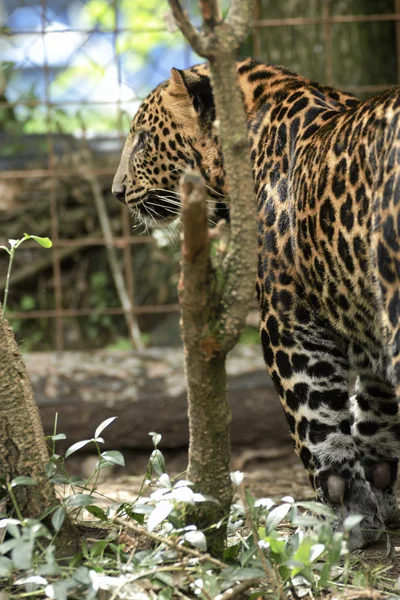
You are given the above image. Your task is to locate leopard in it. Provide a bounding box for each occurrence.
[112,57,400,550]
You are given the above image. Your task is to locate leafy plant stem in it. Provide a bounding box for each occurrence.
[84,440,102,494]
[239,484,283,600]
[7,482,24,521]
[1,245,15,325]
[52,412,59,456]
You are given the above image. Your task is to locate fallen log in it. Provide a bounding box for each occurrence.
[24,346,290,451]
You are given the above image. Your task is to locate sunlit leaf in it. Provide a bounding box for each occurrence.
[15,575,48,586]
[65,439,92,458]
[149,431,162,447]
[94,417,117,439]
[147,501,173,531]
[343,514,364,531]
[309,543,325,563]
[171,486,195,504]
[183,530,207,551]
[29,235,52,248]
[265,503,291,533]
[100,450,125,466]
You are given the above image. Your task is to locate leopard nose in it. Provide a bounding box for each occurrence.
[112,183,126,205]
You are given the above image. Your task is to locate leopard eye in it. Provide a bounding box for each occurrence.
[136,131,149,151]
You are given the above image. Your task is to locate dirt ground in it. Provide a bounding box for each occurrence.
[89,447,400,590]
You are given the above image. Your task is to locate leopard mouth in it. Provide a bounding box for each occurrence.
[137,190,181,222]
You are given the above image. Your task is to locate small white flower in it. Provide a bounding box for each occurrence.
[230,471,244,486]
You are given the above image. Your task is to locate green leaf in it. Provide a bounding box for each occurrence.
[0,246,10,254]
[100,450,125,466]
[11,476,37,487]
[0,556,13,576]
[65,494,96,508]
[51,507,66,532]
[0,538,19,554]
[127,503,153,515]
[45,462,57,478]
[157,588,173,600]
[85,505,108,522]
[90,539,109,557]
[65,439,92,458]
[150,449,166,476]
[94,416,117,439]
[26,234,53,248]
[11,540,33,570]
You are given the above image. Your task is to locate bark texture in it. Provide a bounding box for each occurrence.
[0,309,79,555]
[169,0,257,556]
[179,175,233,554]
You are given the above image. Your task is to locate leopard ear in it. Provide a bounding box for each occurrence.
[165,67,215,127]
[164,68,198,126]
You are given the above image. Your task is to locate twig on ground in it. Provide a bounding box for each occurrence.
[113,517,227,569]
[219,577,262,600]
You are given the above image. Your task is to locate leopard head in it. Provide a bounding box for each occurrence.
[112,65,226,224]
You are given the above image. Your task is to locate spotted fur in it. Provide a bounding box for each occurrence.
[113,58,400,549]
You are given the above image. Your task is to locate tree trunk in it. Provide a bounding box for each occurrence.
[178,176,233,555]
[0,310,79,555]
[170,0,257,556]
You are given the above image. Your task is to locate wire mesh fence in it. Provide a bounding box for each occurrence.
[1,0,400,351]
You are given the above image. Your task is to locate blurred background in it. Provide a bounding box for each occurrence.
[2,0,400,477]
[1,0,399,354]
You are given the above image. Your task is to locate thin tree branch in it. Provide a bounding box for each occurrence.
[199,0,222,28]
[226,0,254,45]
[181,172,209,264]
[113,517,227,569]
[168,0,209,56]
[218,578,263,600]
